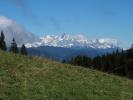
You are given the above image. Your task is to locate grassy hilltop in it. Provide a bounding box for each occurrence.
[0,50,133,100]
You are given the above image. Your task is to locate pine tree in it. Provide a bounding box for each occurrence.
[10,38,18,53]
[0,31,6,51]
[0,36,2,49]
[1,31,5,41]
[20,44,27,55]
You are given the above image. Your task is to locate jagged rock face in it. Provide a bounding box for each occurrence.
[26,33,118,49]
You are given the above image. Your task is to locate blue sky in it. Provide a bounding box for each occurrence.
[0,0,133,48]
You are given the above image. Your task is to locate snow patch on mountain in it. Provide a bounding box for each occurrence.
[25,33,118,49]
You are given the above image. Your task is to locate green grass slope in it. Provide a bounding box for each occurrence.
[0,50,133,100]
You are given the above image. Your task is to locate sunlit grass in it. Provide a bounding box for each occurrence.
[0,50,133,100]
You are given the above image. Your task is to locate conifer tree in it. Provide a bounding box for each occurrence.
[10,38,18,53]
[0,31,6,51]
[20,44,27,55]
[0,35,2,49]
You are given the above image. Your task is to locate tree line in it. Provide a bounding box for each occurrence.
[0,31,27,55]
[68,46,133,79]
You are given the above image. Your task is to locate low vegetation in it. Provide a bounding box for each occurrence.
[0,50,133,100]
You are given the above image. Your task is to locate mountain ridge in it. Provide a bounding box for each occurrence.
[28,45,120,61]
[26,33,118,49]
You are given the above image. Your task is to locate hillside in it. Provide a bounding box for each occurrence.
[0,50,133,100]
[27,46,118,61]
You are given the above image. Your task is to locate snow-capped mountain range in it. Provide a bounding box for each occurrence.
[0,16,118,49]
[25,33,118,49]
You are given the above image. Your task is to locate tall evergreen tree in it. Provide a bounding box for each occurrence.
[0,31,6,51]
[20,44,27,55]
[10,38,18,53]
[1,31,5,41]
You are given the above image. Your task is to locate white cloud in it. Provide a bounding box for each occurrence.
[0,16,13,26]
[0,16,39,46]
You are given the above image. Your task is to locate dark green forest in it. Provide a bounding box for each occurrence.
[69,47,133,79]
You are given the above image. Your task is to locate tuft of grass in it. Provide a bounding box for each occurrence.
[0,50,133,100]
